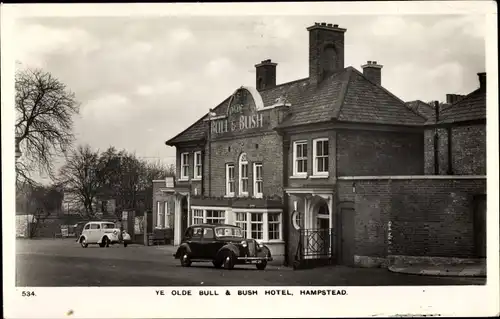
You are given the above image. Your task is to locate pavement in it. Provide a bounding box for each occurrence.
[15,239,486,287]
[388,263,486,277]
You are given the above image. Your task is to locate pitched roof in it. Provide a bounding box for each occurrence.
[436,88,486,124]
[166,66,426,145]
[405,100,436,121]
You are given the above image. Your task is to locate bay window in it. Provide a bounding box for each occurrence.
[253,163,263,198]
[313,138,329,176]
[194,151,202,179]
[234,210,283,242]
[192,209,204,225]
[191,208,226,225]
[226,164,235,197]
[293,141,308,176]
[268,213,281,240]
[180,152,189,180]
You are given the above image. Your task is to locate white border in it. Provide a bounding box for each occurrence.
[2,2,498,319]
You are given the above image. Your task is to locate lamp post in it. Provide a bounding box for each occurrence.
[207,108,217,197]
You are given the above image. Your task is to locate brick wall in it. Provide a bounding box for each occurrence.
[175,145,203,195]
[205,133,283,198]
[337,130,424,176]
[451,125,486,175]
[338,177,486,260]
[152,180,176,229]
[424,128,449,175]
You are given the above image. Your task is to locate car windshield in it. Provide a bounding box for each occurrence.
[102,223,116,229]
[214,227,243,238]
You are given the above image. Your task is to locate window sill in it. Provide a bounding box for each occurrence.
[290,175,308,180]
[192,177,202,181]
[224,194,235,198]
[239,193,249,197]
[254,194,263,199]
[178,178,189,182]
[310,174,329,179]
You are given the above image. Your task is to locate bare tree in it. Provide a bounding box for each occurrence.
[15,67,80,188]
[58,145,103,219]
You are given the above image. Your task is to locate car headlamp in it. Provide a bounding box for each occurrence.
[241,240,248,247]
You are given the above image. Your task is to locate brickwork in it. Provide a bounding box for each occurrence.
[308,24,346,85]
[423,128,449,175]
[206,133,283,198]
[451,125,486,175]
[337,130,424,176]
[152,180,176,229]
[338,178,486,260]
[423,124,486,175]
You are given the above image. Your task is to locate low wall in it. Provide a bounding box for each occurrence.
[338,176,486,267]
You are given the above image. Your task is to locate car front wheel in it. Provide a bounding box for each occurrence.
[222,251,235,270]
[256,260,267,270]
[180,252,192,267]
[102,236,110,247]
[80,238,88,248]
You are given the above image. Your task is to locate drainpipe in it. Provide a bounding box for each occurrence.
[207,109,217,197]
[447,127,453,175]
[433,101,440,175]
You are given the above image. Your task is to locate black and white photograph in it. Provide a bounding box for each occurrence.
[2,2,498,318]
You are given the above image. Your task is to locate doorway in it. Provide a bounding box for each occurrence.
[340,207,355,266]
[473,195,486,258]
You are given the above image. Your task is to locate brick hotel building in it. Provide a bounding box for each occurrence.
[154,22,487,268]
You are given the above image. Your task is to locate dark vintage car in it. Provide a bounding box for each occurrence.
[173,224,273,270]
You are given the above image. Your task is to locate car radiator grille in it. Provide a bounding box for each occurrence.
[248,240,256,256]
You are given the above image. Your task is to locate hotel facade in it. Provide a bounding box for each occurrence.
[155,22,487,268]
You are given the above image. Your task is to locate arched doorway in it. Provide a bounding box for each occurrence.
[302,196,333,259]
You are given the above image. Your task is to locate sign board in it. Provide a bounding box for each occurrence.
[122,211,128,221]
[210,88,267,137]
[134,216,144,235]
[165,177,175,188]
[61,225,69,237]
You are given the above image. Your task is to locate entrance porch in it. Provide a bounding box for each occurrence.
[285,186,337,269]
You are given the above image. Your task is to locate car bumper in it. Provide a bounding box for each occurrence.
[237,256,273,263]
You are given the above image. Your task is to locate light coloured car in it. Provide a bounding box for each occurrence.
[78,221,127,248]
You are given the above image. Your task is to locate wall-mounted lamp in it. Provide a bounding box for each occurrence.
[352,182,356,193]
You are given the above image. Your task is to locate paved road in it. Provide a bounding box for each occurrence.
[15,239,486,287]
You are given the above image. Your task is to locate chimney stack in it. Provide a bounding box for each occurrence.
[255,59,277,91]
[361,61,383,86]
[478,72,486,91]
[307,22,347,85]
[446,94,465,105]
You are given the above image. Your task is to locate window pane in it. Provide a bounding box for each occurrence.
[317,140,323,156]
[323,141,329,156]
[251,223,263,240]
[302,144,307,157]
[251,213,263,222]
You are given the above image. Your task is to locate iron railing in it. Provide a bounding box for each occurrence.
[295,228,335,264]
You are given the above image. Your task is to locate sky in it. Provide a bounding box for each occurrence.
[13,13,486,183]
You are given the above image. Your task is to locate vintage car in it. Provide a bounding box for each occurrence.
[173,224,273,270]
[78,221,131,248]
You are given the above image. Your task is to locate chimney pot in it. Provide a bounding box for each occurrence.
[373,61,377,64]
[477,72,486,91]
[327,23,332,27]
[367,60,372,64]
[333,24,339,27]
[321,22,327,26]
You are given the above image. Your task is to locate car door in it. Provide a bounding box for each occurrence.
[88,223,99,243]
[82,223,91,240]
[201,227,220,259]
[187,227,203,258]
